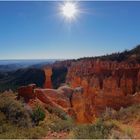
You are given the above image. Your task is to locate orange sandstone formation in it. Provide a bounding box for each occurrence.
[18,84,74,113]
[18,59,140,123]
[66,60,140,122]
[43,67,52,88]
[17,84,36,102]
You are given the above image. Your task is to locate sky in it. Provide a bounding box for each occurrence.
[0,1,140,59]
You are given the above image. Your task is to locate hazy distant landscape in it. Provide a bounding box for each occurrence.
[0,59,58,91]
[0,59,57,71]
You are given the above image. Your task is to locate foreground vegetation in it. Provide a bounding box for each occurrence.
[0,91,140,139]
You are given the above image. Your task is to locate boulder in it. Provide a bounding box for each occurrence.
[17,84,36,102]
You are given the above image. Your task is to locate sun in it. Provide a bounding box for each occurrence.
[62,2,77,18]
[60,2,78,20]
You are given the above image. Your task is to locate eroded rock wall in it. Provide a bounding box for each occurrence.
[66,60,140,122]
[67,60,140,95]
[18,59,140,123]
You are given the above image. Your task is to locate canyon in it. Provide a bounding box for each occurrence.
[18,46,140,123]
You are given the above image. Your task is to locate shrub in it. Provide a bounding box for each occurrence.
[102,104,140,121]
[102,107,118,120]
[123,127,133,138]
[49,117,74,132]
[45,105,74,132]
[0,92,32,127]
[72,119,113,139]
[118,105,140,120]
[45,105,69,120]
[31,104,46,125]
[0,116,49,139]
[0,93,49,139]
[107,120,134,139]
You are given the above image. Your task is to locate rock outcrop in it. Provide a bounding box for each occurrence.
[18,84,75,114]
[18,59,140,123]
[17,84,37,102]
[66,60,140,122]
[43,67,52,88]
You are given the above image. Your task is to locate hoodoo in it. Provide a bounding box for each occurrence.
[43,67,53,88]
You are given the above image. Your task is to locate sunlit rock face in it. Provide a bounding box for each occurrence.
[66,60,140,123]
[18,84,74,113]
[67,60,140,96]
[43,67,53,88]
[18,59,140,123]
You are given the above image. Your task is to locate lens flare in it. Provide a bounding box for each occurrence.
[61,2,78,20]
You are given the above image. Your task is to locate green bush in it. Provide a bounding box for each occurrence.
[72,119,112,139]
[31,104,46,125]
[45,105,74,133]
[118,104,140,120]
[102,104,140,121]
[102,107,118,120]
[0,116,49,139]
[0,92,32,127]
[46,105,69,120]
[49,117,74,132]
[0,93,49,139]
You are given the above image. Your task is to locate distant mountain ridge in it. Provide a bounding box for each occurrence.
[0,59,57,72]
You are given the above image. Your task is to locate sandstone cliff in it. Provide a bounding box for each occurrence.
[18,45,140,123]
[66,59,140,122]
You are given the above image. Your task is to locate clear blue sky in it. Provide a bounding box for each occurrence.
[0,1,140,59]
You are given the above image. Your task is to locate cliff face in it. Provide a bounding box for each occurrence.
[17,46,140,123]
[18,59,140,123]
[67,60,140,95]
[66,60,140,122]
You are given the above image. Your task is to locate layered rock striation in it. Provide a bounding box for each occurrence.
[18,84,77,115]
[18,58,140,123]
[66,60,140,122]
